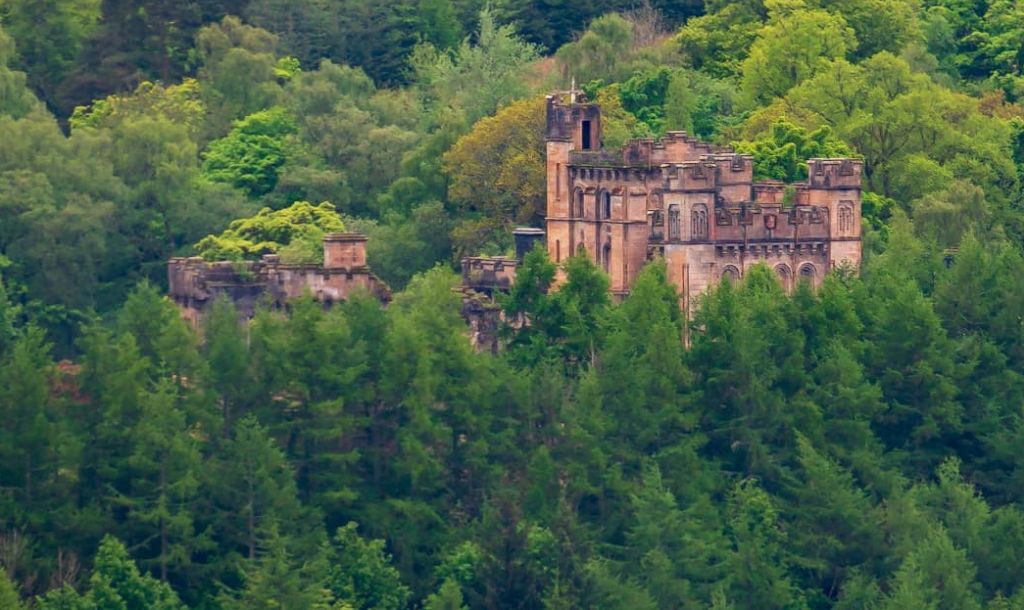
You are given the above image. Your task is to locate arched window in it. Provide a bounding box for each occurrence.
[668,205,681,239]
[722,265,740,282]
[775,264,791,290]
[574,189,585,218]
[601,190,612,219]
[838,204,854,233]
[799,263,816,284]
[602,243,611,273]
[691,204,708,239]
[649,210,664,239]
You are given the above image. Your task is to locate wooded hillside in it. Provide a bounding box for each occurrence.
[3,1,1024,608]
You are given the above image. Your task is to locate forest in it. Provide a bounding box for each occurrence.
[3,0,1024,608]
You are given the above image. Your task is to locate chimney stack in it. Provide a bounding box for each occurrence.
[513,227,545,263]
[323,233,368,269]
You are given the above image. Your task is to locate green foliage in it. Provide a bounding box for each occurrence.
[326,522,411,610]
[194,200,344,262]
[675,0,764,77]
[733,119,853,181]
[202,106,297,197]
[10,1,1024,609]
[740,0,856,106]
[411,8,539,126]
[0,567,24,609]
[0,24,42,118]
[443,96,546,256]
[70,79,205,136]
[84,536,185,610]
[554,14,635,84]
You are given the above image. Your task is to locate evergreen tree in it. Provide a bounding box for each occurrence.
[724,479,801,609]
[0,567,24,610]
[324,522,411,610]
[120,380,203,583]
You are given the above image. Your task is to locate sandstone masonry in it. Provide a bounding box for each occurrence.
[543,90,862,313]
[168,233,390,326]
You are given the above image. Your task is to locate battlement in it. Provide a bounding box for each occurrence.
[461,256,518,296]
[497,93,863,327]
[806,158,863,189]
[546,94,601,148]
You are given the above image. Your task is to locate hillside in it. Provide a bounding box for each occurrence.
[3,0,1024,608]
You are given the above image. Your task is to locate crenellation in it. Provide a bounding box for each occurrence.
[541,92,861,311]
[461,92,861,328]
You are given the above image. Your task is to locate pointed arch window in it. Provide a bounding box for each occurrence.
[668,205,681,239]
[601,190,612,219]
[574,189,585,218]
[691,204,708,239]
[838,204,854,234]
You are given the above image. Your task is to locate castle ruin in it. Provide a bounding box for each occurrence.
[168,233,390,325]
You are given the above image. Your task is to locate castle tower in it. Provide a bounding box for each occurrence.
[805,159,863,271]
[545,93,601,267]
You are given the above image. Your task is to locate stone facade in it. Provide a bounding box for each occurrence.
[543,91,862,311]
[168,233,390,326]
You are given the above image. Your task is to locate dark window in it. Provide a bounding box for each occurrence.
[775,265,791,289]
[602,243,611,272]
[581,120,592,150]
[668,205,680,239]
[602,191,612,219]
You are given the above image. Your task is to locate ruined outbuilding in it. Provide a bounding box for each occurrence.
[168,233,390,326]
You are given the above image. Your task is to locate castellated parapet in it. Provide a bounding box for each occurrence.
[168,233,390,327]
[541,91,862,312]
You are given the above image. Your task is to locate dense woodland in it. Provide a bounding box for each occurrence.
[4,0,1024,608]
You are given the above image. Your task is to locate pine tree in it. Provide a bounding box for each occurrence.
[0,327,56,515]
[0,567,24,610]
[203,296,250,436]
[208,416,317,563]
[325,522,411,610]
[787,436,884,599]
[120,379,203,583]
[724,479,801,609]
[881,526,982,610]
[425,578,467,610]
[219,520,327,610]
[84,536,186,610]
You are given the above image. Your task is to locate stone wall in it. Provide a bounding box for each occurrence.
[168,233,390,326]
[457,92,864,334]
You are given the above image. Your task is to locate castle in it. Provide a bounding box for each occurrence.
[169,91,862,337]
[541,91,862,314]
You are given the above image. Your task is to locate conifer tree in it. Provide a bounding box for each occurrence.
[203,296,250,436]
[120,379,203,582]
[724,479,801,609]
[208,415,319,563]
[0,567,24,610]
[787,436,884,599]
